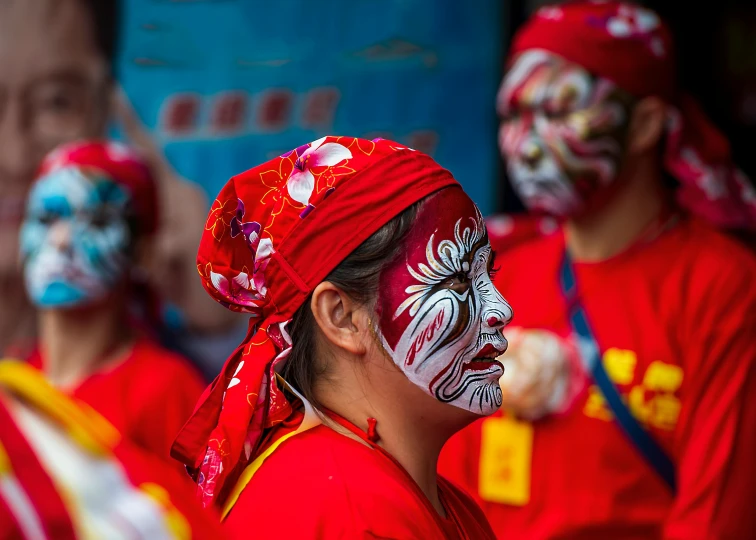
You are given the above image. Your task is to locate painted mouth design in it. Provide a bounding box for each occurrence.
[473,341,508,360]
[37,261,90,284]
[463,341,508,373]
[464,359,503,373]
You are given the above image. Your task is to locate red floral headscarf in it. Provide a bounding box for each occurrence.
[36,140,159,235]
[171,136,458,508]
[509,1,756,230]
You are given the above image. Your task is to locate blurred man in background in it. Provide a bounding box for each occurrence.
[440,2,756,539]
[0,0,234,361]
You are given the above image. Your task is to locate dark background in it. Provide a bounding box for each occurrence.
[498,0,756,214]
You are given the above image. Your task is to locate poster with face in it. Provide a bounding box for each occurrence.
[497,50,635,217]
[0,0,109,280]
[20,166,133,309]
[376,188,512,416]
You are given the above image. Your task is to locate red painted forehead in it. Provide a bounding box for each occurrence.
[377,187,483,348]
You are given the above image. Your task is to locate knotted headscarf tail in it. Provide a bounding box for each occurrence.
[171,137,459,507]
[510,1,756,229]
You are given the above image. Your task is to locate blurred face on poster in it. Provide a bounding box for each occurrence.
[0,0,110,277]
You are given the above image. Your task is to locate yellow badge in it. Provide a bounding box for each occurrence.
[478,415,533,506]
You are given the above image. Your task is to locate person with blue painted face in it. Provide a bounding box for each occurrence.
[19,140,206,469]
[0,0,235,366]
[22,157,135,309]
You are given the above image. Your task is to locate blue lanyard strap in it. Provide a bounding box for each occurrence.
[559,251,677,493]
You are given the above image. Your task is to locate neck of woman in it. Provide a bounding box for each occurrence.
[315,360,471,517]
[38,297,134,389]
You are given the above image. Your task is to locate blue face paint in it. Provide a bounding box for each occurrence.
[20,166,132,309]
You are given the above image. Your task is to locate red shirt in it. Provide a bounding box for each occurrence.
[29,337,206,465]
[439,216,756,539]
[224,423,496,540]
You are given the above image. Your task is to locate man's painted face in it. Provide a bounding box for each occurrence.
[20,166,133,309]
[376,188,513,416]
[498,50,636,217]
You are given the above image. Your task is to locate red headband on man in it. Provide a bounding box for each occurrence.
[36,140,159,235]
[510,1,756,230]
[171,136,458,508]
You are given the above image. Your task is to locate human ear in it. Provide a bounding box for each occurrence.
[626,96,666,155]
[310,282,368,356]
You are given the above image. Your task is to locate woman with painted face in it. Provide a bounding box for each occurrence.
[19,140,206,468]
[171,136,511,538]
[440,2,756,540]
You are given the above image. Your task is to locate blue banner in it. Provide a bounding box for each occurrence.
[117,0,504,214]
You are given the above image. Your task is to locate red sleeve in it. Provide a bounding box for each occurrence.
[663,258,756,539]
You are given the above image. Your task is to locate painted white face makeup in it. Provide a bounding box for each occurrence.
[20,166,133,309]
[497,50,635,217]
[376,188,513,415]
